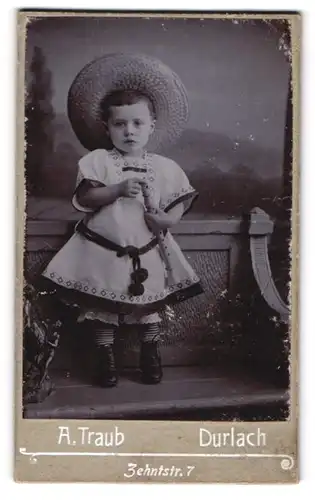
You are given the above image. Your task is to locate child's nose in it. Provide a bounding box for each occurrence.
[124,123,135,136]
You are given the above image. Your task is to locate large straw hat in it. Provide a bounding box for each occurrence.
[67,53,189,151]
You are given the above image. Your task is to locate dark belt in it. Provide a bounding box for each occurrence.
[75,220,160,296]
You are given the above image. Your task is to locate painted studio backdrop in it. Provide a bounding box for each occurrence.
[23,16,292,420]
[25,17,291,219]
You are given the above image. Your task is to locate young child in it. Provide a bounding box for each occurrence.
[42,53,204,387]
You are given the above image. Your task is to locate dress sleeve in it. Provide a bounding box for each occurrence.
[159,158,198,215]
[72,149,108,212]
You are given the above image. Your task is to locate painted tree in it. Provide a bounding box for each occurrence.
[25,46,55,195]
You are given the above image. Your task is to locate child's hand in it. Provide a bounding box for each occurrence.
[144,209,174,234]
[119,178,143,198]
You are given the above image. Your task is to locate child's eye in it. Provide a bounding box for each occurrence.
[114,121,125,127]
[133,119,143,126]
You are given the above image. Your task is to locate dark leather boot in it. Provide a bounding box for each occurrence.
[95,345,118,388]
[140,341,163,384]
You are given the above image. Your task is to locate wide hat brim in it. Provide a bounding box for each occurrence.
[67,53,189,152]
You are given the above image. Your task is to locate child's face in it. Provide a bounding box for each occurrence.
[106,101,155,155]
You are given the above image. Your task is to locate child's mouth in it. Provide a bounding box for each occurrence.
[125,139,137,145]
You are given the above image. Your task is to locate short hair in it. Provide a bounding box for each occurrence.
[100,90,156,122]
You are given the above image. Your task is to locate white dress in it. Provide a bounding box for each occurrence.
[42,148,203,325]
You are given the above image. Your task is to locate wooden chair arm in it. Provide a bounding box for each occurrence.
[249,207,290,322]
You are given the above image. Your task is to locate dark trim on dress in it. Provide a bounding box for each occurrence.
[38,276,204,316]
[71,179,106,212]
[164,190,199,216]
[122,167,147,173]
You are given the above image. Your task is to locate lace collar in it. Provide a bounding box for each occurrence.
[111,148,149,167]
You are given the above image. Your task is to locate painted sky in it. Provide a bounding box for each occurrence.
[25,17,290,154]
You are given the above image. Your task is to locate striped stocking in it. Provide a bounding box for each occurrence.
[93,321,116,347]
[141,322,161,343]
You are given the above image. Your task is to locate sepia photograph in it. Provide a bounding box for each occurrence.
[22,14,293,422]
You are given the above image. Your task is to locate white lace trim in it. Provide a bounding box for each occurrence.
[78,311,161,326]
[43,268,200,305]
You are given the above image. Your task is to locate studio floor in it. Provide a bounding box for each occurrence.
[24,365,289,421]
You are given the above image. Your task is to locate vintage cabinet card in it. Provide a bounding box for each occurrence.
[15,10,299,483]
